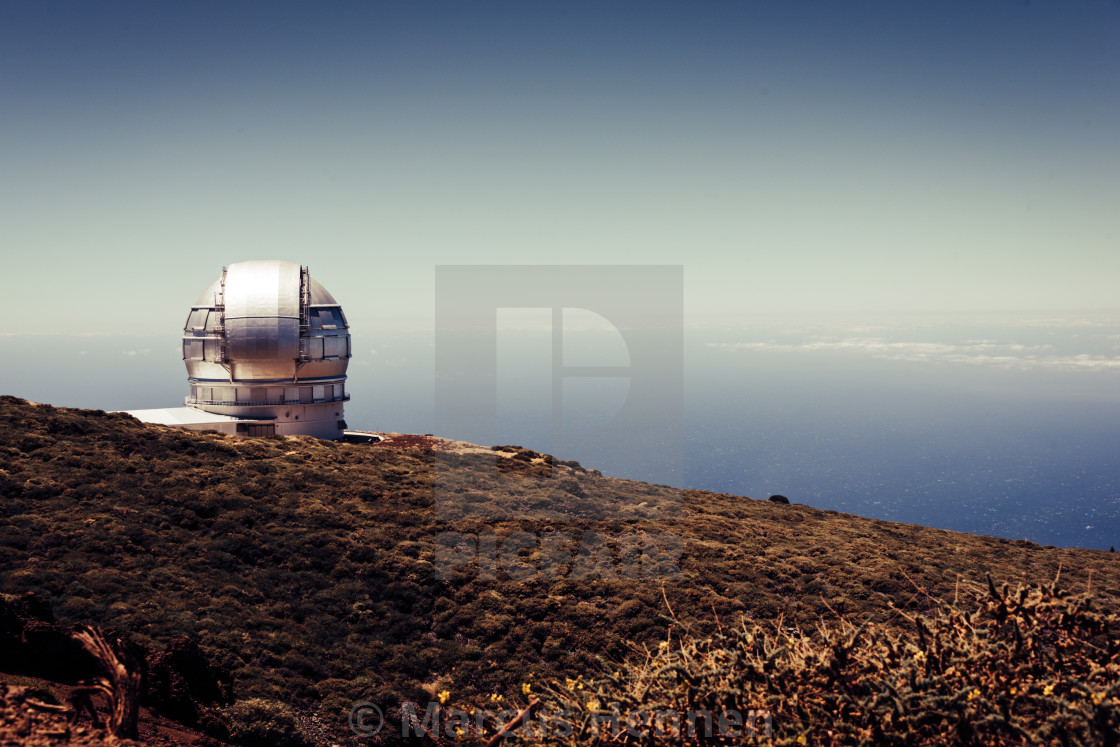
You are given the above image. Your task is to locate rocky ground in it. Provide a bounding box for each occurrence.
[0,682,120,747]
[0,677,234,747]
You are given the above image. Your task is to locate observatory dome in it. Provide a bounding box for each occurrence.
[181,260,351,439]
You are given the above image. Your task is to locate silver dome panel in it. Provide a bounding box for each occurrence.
[181,260,351,438]
[223,261,302,362]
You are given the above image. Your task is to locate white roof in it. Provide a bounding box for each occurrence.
[123,407,260,426]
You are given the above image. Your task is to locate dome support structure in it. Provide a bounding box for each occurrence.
[122,260,352,439]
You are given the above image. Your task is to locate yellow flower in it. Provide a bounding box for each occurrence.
[1043,684,1055,696]
[438,689,450,705]
[1009,686,1017,696]
[454,726,464,737]
[913,650,926,662]
[658,641,669,651]
[522,682,532,695]
[797,737,807,745]
[1092,691,1107,706]
[967,689,980,702]
[565,678,577,690]
[489,693,503,702]
[586,699,600,712]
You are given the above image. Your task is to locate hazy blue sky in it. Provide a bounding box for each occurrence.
[2,1,1118,336]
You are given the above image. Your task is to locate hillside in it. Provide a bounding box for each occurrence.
[0,395,1117,745]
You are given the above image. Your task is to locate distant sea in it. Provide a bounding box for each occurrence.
[4,312,1119,550]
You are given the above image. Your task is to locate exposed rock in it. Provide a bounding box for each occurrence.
[0,594,98,684]
[1,594,231,741]
[145,637,233,728]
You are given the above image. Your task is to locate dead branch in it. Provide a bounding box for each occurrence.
[71,626,143,741]
[484,699,541,747]
[25,698,69,713]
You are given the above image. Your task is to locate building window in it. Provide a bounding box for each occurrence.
[186,309,208,330]
[325,336,347,358]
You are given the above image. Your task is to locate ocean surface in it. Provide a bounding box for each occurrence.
[4,313,1119,550]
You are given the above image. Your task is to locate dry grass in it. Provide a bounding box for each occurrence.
[1,395,1117,745]
[517,578,1120,745]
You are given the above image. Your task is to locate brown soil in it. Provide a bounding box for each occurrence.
[0,678,227,747]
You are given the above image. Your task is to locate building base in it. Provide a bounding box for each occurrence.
[121,406,345,439]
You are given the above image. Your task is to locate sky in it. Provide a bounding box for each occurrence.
[2,0,1119,338]
[2,2,1119,548]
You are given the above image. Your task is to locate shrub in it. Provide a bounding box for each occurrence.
[223,698,313,747]
[521,578,1120,746]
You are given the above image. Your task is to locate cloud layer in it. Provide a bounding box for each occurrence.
[710,336,1120,371]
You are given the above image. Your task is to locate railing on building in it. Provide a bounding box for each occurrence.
[185,394,351,407]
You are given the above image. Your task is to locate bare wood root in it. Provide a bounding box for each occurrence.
[68,685,104,728]
[25,698,70,713]
[71,626,143,741]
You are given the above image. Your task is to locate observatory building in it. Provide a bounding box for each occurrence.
[124,260,351,439]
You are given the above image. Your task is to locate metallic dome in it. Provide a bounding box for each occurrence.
[181,260,351,438]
